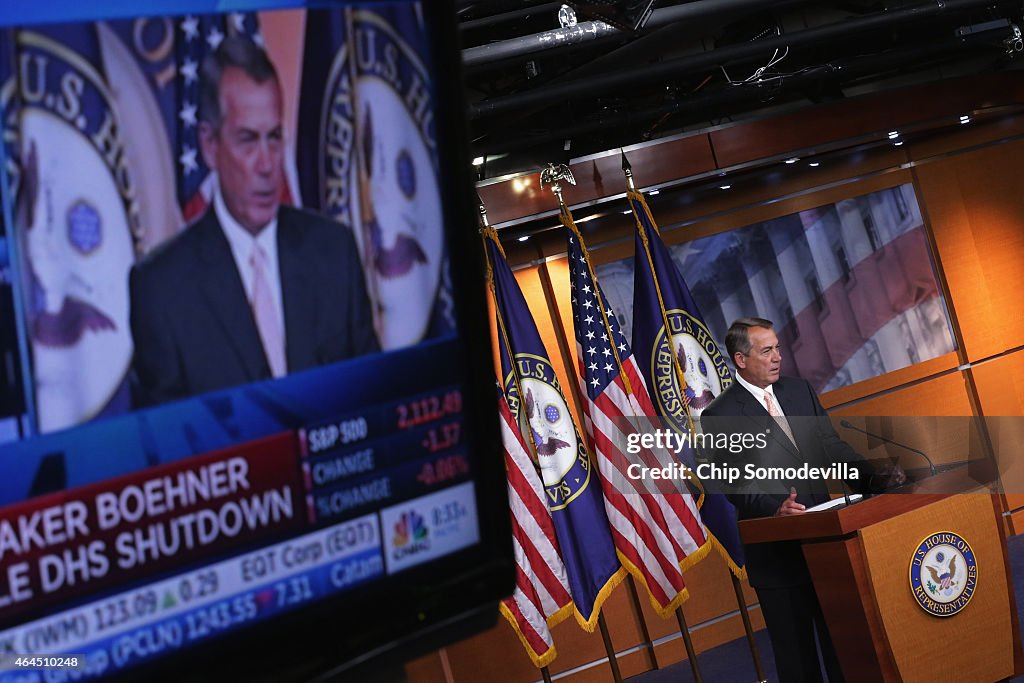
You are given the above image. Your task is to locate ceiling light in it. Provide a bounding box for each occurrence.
[518,235,530,242]
[809,162,820,167]
[622,209,632,214]
[648,189,660,195]
[784,158,799,164]
[719,184,732,190]
[472,156,485,167]
[959,115,971,124]
[894,141,904,146]
[888,131,899,139]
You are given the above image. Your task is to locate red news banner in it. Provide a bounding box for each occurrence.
[0,433,306,627]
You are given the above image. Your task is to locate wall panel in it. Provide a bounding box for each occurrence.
[969,349,1024,524]
[914,140,1024,362]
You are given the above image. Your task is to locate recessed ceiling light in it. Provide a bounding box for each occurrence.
[959,115,971,124]
[888,130,899,139]
[809,162,820,167]
[472,156,485,167]
[719,184,732,190]
[622,209,632,214]
[518,235,530,242]
[784,158,799,164]
[894,141,904,146]
[648,189,660,195]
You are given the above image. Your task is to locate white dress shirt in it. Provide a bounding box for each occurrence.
[733,372,787,418]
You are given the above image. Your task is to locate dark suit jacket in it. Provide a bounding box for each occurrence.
[701,376,876,588]
[129,205,379,407]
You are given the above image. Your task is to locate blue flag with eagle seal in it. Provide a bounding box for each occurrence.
[628,189,746,576]
[483,227,623,631]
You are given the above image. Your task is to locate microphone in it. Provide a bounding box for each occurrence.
[839,420,937,477]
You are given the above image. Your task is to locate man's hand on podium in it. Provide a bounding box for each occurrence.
[776,487,806,516]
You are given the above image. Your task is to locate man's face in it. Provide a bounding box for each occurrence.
[200,66,283,234]
[735,326,781,389]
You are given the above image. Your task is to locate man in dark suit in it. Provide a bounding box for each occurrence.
[701,317,901,683]
[130,36,378,407]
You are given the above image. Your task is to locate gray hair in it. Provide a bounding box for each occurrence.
[725,317,775,359]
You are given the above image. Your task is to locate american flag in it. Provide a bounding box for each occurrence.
[562,209,708,616]
[496,387,574,668]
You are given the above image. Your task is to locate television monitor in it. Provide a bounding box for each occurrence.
[0,1,513,680]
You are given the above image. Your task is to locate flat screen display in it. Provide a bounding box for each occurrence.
[0,2,509,679]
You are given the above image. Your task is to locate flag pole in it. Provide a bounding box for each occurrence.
[674,606,704,683]
[541,666,554,683]
[732,574,768,683]
[598,613,624,683]
[622,151,766,682]
[625,576,660,670]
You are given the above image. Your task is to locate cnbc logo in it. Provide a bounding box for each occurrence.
[392,510,431,559]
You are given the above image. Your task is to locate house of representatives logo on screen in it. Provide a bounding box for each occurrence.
[2,29,137,433]
[315,7,449,350]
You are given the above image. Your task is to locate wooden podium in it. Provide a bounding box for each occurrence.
[739,469,1024,682]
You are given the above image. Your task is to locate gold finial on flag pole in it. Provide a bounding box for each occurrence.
[540,163,576,208]
[621,148,636,192]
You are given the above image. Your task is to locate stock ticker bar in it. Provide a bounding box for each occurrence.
[0,481,480,681]
[0,513,384,680]
[0,382,480,680]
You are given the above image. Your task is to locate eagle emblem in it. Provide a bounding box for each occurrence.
[505,358,584,499]
[909,532,977,617]
[925,553,957,595]
[524,387,571,456]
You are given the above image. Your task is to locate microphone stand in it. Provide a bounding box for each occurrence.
[839,420,938,478]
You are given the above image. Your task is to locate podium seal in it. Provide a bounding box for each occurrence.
[908,531,978,617]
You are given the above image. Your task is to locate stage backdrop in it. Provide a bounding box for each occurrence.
[597,184,956,393]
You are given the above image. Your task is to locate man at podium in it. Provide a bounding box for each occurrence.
[702,317,902,683]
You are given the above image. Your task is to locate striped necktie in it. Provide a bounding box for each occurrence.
[765,392,797,449]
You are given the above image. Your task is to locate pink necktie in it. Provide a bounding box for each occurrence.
[765,393,797,449]
[249,244,286,378]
